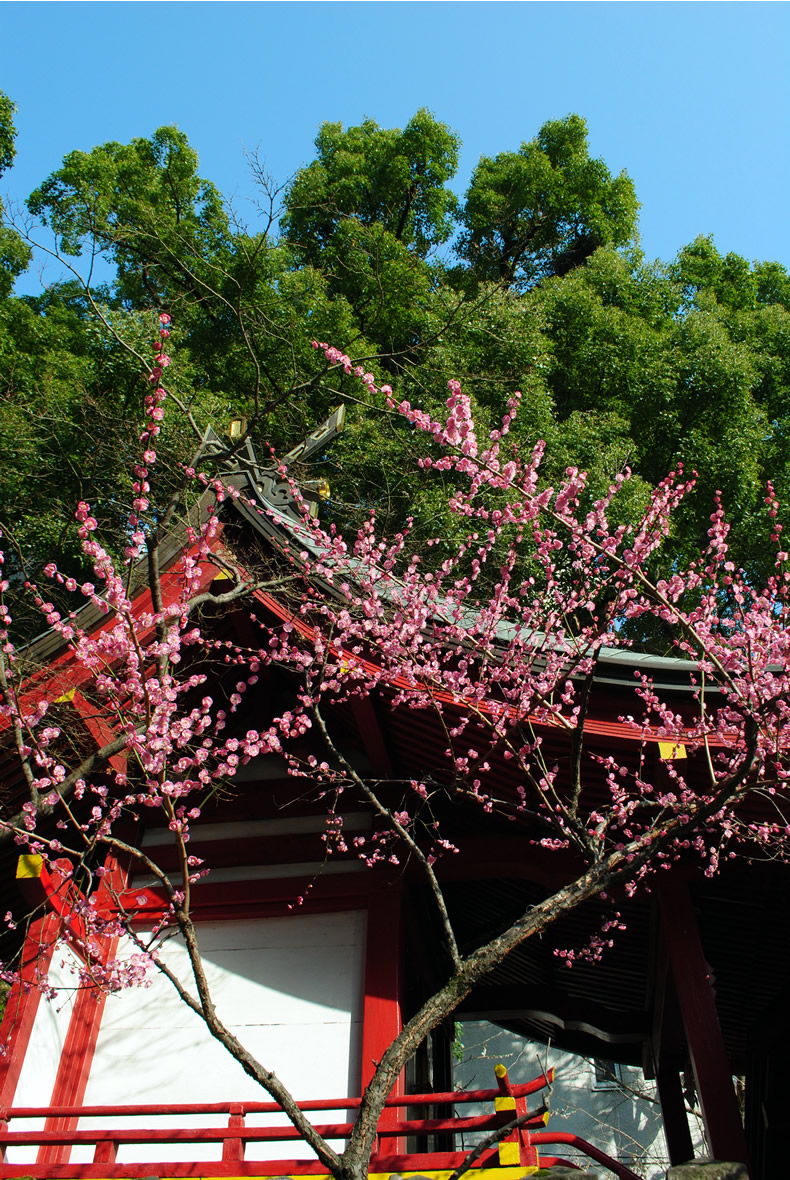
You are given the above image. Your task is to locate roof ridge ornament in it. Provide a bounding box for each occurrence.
[199,405,345,522]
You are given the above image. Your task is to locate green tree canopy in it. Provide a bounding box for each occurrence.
[458,115,639,289]
[282,109,460,263]
[0,90,18,177]
[0,91,31,299]
[27,126,231,307]
[3,106,790,646]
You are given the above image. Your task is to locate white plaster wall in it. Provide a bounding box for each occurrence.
[73,911,366,1164]
[5,943,82,1164]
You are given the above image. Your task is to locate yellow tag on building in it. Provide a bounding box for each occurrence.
[658,741,687,760]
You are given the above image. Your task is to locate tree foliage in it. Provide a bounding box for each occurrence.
[1,99,790,642]
[0,333,786,1179]
[458,115,639,289]
[27,126,231,308]
[0,90,31,300]
[282,109,460,261]
[1,99,789,1172]
[0,91,17,178]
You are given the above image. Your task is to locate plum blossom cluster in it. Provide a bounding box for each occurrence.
[127,312,172,560]
[0,315,289,991]
[1,331,790,1000]
[304,346,790,881]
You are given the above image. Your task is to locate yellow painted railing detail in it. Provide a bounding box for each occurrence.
[497,1142,521,1166]
[16,853,44,878]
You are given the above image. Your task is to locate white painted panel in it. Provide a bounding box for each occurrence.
[73,911,366,1164]
[5,944,82,1164]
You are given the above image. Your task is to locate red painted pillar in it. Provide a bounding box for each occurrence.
[651,940,696,1165]
[37,848,130,1164]
[37,934,119,1165]
[361,887,403,1156]
[656,1065,695,1165]
[657,876,750,1172]
[0,913,59,1107]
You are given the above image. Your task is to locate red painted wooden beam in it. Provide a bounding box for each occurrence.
[1,1073,554,1119]
[658,875,750,1172]
[14,856,95,959]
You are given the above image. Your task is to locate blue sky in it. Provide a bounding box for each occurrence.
[2,1,789,294]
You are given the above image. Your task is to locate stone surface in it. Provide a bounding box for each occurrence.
[666,1161,749,1180]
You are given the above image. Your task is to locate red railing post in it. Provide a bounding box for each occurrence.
[222,1103,246,1162]
[92,1139,118,1164]
[494,1063,540,1170]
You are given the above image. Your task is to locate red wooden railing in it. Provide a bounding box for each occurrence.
[0,1067,640,1180]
